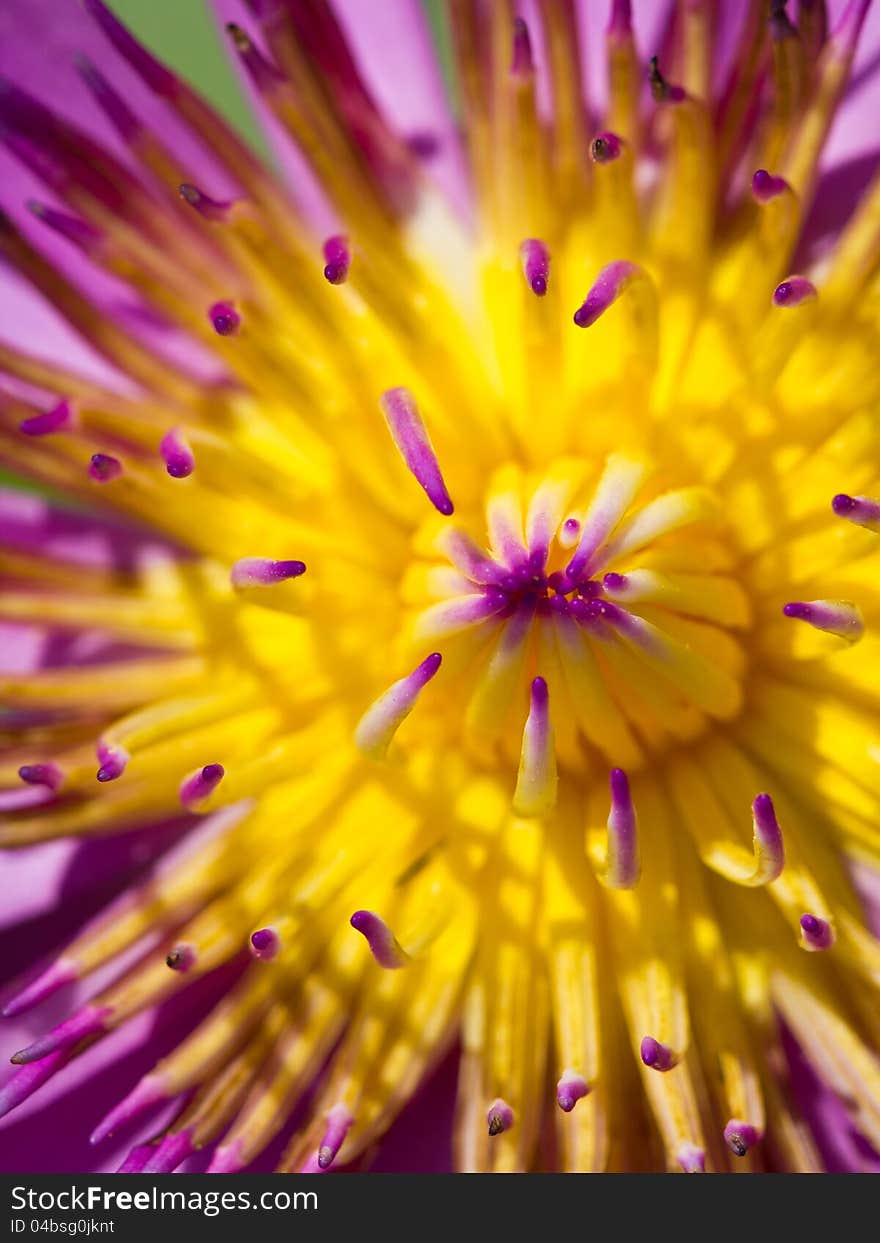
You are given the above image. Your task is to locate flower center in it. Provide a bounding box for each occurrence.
[407,454,750,771]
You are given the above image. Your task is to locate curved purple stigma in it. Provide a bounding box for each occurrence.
[2,957,77,1019]
[648,55,685,103]
[178,183,231,223]
[487,1098,515,1136]
[179,763,225,810]
[83,0,177,97]
[90,1073,169,1146]
[751,168,789,203]
[519,239,550,296]
[556,1069,590,1112]
[831,493,880,533]
[606,767,640,888]
[511,17,534,78]
[573,261,640,328]
[250,926,282,961]
[160,427,195,478]
[10,1003,112,1065]
[230,557,307,588]
[322,234,351,284]
[18,762,64,792]
[27,200,101,253]
[724,1120,761,1157]
[800,912,834,951]
[76,55,141,143]
[88,453,123,483]
[782,599,864,642]
[379,388,454,515]
[317,1104,354,1169]
[96,741,129,783]
[640,1036,676,1072]
[591,132,623,163]
[209,301,241,337]
[677,1144,706,1173]
[772,276,817,307]
[165,943,197,973]
[19,399,73,436]
[350,910,410,968]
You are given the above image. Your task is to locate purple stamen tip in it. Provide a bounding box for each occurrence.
[602,572,627,592]
[2,958,77,1019]
[10,1003,112,1065]
[88,453,123,483]
[179,763,225,810]
[800,912,834,950]
[209,301,241,337]
[226,22,285,93]
[178,183,231,223]
[782,598,863,641]
[316,1105,353,1169]
[96,742,129,783]
[350,910,410,969]
[19,399,73,437]
[640,1035,676,1072]
[487,1098,515,1136]
[648,56,685,103]
[250,927,281,961]
[379,387,455,516]
[556,1070,590,1112]
[230,557,307,588]
[573,260,640,328]
[772,275,817,307]
[591,132,623,163]
[27,201,101,253]
[160,427,194,478]
[530,675,548,709]
[519,238,550,296]
[322,235,351,284]
[511,17,534,77]
[830,493,880,531]
[751,168,789,203]
[165,943,197,973]
[18,763,63,793]
[76,54,141,143]
[724,1120,761,1157]
[89,1074,168,1145]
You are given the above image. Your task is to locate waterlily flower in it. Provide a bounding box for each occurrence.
[2,0,880,1175]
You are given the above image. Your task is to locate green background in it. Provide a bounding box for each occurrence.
[109,0,452,159]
